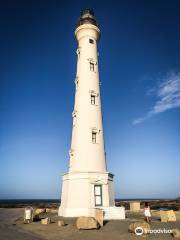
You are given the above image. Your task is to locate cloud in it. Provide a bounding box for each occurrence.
[133,72,180,125]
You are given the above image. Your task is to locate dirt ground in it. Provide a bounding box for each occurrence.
[0,208,180,240]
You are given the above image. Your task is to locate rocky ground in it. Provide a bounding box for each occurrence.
[0,208,180,240]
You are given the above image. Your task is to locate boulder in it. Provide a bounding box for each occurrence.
[76,217,99,230]
[129,221,150,235]
[172,229,180,238]
[160,210,176,222]
[58,220,65,227]
[41,217,51,225]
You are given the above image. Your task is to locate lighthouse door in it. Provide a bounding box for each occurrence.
[94,185,103,207]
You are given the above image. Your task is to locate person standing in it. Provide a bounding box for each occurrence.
[144,202,151,223]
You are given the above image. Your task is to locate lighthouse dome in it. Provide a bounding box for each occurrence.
[76,9,99,28]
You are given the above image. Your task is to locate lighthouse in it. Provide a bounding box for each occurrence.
[58,9,125,219]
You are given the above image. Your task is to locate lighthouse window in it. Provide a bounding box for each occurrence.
[94,185,103,206]
[89,39,94,44]
[92,132,97,143]
[90,62,94,71]
[91,95,95,105]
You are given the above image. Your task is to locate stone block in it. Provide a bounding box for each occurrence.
[58,220,65,227]
[167,210,176,221]
[130,202,140,212]
[160,210,176,222]
[24,207,33,223]
[76,217,99,230]
[41,217,51,225]
[94,209,104,227]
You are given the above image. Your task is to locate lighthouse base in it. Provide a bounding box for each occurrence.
[58,171,117,218]
[58,206,125,220]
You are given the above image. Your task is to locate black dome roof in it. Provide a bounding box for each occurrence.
[76,9,99,28]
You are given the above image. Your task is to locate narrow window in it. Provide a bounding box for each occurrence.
[91,95,95,105]
[90,62,94,71]
[76,48,80,59]
[94,185,103,206]
[89,38,94,44]
[92,132,97,143]
[75,77,78,90]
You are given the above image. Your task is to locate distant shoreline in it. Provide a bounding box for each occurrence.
[0,198,177,202]
[0,198,179,210]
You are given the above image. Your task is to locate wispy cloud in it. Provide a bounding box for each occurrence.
[133,72,180,125]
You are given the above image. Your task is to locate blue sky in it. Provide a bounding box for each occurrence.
[0,0,180,199]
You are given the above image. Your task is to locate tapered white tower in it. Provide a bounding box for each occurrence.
[59,9,125,219]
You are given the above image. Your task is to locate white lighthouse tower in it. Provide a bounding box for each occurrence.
[58,9,125,219]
